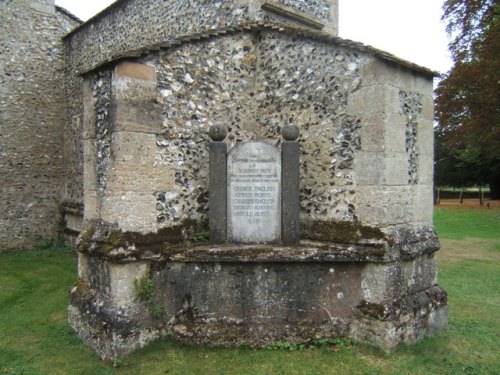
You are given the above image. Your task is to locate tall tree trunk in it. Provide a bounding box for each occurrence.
[489,173,500,200]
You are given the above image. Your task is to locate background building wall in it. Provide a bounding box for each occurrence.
[0,0,80,250]
[64,0,339,76]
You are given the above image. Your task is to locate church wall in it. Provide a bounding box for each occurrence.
[63,0,339,76]
[79,30,436,240]
[0,0,80,250]
[61,0,340,244]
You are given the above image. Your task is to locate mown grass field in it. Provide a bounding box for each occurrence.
[1,208,499,374]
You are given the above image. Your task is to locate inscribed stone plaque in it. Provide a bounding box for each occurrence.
[227,141,281,243]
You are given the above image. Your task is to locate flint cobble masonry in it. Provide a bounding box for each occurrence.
[0,0,80,250]
[1,0,447,361]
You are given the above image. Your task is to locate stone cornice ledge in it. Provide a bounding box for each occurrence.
[166,240,389,263]
[261,2,325,30]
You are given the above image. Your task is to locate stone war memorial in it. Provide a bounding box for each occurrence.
[1,0,447,362]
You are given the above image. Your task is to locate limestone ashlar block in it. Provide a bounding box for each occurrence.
[29,0,55,14]
[77,253,89,282]
[420,94,435,122]
[356,186,412,226]
[384,113,407,153]
[328,0,339,35]
[412,74,435,97]
[388,224,440,260]
[384,152,409,186]
[113,95,163,135]
[106,160,175,194]
[83,190,99,221]
[100,192,158,233]
[418,153,435,186]
[350,300,447,352]
[108,261,151,308]
[113,67,157,102]
[110,132,157,162]
[82,78,96,140]
[359,114,386,153]
[417,118,435,157]
[115,62,156,81]
[360,58,434,95]
[360,263,401,303]
[400,255,438,295]
[113,64,162,134]
[412,184,434,225]
[77,244,151,308]
[154,261,363,345]
[347,84,401,117]
[69,256,159,361]
[105,132,175,195]
[416,119,435,186]
[105,132,175,193]
[355,151,385,186]
[82,137,101,220]
[65,213,84,233]
[360,255,438,304]
[359,113,406,154]
[83,138,97,192]
[76,253,111,297]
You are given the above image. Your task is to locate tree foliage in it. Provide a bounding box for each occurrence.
[435,0,500,197]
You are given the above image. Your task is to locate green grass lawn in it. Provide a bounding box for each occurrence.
[434,207,500,240]
[1,209,499,374]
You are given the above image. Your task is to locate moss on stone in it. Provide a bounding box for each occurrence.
[102,230,127,254]
[362,245,387,258]
[76,277,88,293]
[302,220,386,243]
[77,227,95,251]
[77,219,211,259]
[133,277,154,304]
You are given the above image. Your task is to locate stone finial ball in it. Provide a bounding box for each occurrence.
[282,125,300,141]
[209,124,227,141]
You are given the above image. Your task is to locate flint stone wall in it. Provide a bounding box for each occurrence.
[80,29,435,238]
[64,0,339,75]
[62,0,339,217]
[69,27,446,360]
[0,0,80,250]
[67,0,445,361]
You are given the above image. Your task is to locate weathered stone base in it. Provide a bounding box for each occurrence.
[68,296,163,361]
[350,288,448,352]
[69,241,447,361]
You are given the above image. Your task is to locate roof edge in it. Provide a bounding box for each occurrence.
[62,0,126,39]
[75,23,440,78]
[55,5,83,24]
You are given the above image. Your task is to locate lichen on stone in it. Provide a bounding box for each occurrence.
[302,220,386,244]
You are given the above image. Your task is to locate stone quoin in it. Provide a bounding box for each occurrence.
[1,0,447,362]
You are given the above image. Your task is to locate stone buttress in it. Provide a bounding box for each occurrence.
[64,0,447,361]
